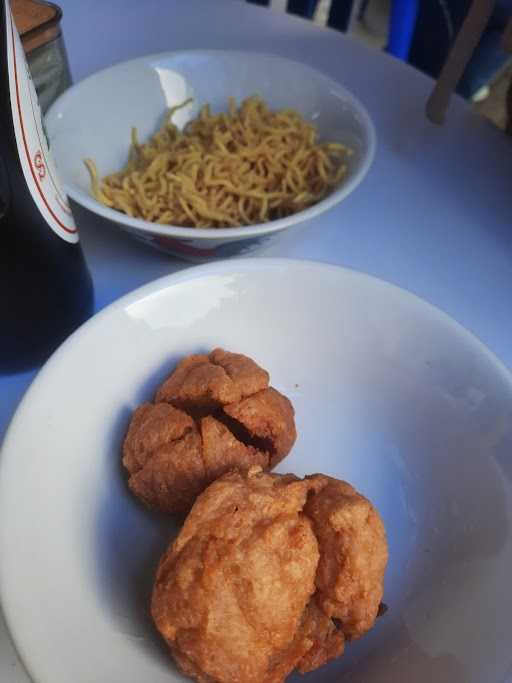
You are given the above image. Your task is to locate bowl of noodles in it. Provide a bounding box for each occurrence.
[45,50,375,261]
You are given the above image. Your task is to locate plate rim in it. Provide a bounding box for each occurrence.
[1,256,512,683]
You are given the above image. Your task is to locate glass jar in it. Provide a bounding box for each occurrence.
[12,0,71,113]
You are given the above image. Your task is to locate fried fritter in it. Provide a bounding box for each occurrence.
[199,415,268,481]
[151,467,388,683]
[295,598,345,674]
[304,475,389,640]
[122,402,195,475]
[122,403,205,513]
[155,348,269,411]
[152,469,319,683]
[122,350,296,513]
[223,387,296,467]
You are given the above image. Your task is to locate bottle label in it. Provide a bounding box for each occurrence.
[5,0,78,243]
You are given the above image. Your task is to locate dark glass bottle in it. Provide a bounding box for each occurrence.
[0,0,93,374]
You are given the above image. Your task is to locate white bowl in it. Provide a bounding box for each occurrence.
[45,50,375,261]
[1,259,512,683]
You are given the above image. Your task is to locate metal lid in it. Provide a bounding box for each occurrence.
[11,0,62,53]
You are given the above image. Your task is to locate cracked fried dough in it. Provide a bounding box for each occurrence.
[122,402,194,475]
[304,475,389,640]
[224,387,296,467]
[155,349,269,410]
[122,350,296,513]
[295,598,345,674]
[152,469,319,683]
[200,415,268,481]
[151,468,388,683]
[122,403,205,513]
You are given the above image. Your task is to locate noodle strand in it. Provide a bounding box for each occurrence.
[85,96,352,229]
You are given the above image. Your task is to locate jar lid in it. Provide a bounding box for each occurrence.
[11,0,62,53]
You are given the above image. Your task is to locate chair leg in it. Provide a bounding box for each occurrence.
[327,0,354,32]
[287,0,318,19]
[426,0,495,123]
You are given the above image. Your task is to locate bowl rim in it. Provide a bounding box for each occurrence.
[46,48,377,241]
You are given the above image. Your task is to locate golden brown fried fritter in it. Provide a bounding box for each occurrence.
[224,387,296,467]
[155,349,269,410]
[152,469,319,683]
[122,350,296,513]
[122,403,205,513]
[122,402,195,475]
[304,475,389,640]
[295,598,345,674]
[151,467,388,683]
[199,416,268,481]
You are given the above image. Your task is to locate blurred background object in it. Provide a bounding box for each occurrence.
[247,0,512,129]
[409,0,511,100]
[13,0,512,130]
[11,0,71,112]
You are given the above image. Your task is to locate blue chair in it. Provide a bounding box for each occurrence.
[246,0,512,100]
[386,0,419,60]
[245,0,419,60]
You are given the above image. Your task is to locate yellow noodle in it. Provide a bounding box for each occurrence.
[85,96,352,229]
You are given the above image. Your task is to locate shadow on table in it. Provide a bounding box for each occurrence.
[69,199,179,261]
[69,199,189,310]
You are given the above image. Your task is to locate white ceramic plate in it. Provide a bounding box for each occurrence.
[45,50,375,261]
[1,259,512,683]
